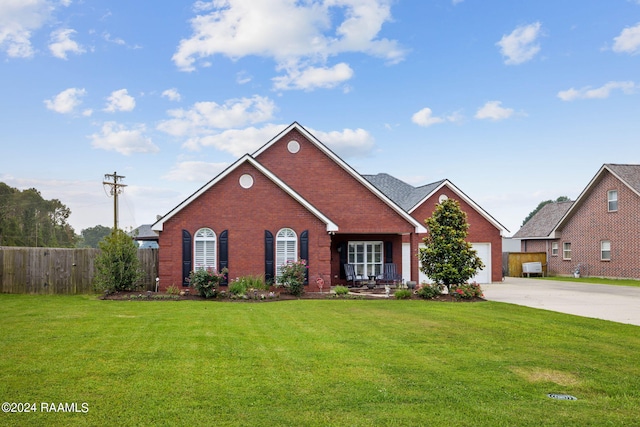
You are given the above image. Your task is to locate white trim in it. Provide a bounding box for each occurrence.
[153,154,339,233]
[408,180,509,235]
[253,122,427,233]
[402,242,411,283]
[556,164,640,231]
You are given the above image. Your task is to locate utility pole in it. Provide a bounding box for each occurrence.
[103,171,127,230]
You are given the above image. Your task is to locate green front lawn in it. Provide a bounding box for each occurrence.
[1,295,639,426]
[538,276,640,288]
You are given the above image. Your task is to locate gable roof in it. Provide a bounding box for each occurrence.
[152,154,339,233]
[364,173,509,234]
[512,201,573,239]
[363,173,445,212]
[129,224,159,241]
[555,163,640,231]
[253,122,427,233]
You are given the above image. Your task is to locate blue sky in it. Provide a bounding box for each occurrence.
[1,0,639,236]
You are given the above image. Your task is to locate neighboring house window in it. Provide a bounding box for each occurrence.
[348,241,383,278]
[551,242,558,256]
[563,242,571,260]
[601,240,611,261]
[276,228,297,278]
[194,228,216,271]
[608,190,618,212]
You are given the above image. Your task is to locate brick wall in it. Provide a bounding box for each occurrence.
[410,186,504,283]
[157,162,330,291]
[551,170,640,278]
[256,129,415,234]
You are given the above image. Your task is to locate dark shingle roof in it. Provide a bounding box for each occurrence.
[512,201,573,238]
[129,224,159,241]
[362,173,445,211]
[606,164,640,194]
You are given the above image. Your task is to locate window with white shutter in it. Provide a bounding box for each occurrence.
[276,228,297,278]
[194,228,216,271]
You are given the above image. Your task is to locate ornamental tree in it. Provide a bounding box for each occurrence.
[418,198,484,293]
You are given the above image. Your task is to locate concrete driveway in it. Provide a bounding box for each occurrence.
[482,277,640,326]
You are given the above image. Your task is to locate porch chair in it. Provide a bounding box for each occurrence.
[377,263,402,287]
[344,263,367,287]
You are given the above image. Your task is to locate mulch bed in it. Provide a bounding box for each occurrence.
[100,289,485,302]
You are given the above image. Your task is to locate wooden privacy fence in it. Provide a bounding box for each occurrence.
[506,252,547,277]
[0,247,158,294]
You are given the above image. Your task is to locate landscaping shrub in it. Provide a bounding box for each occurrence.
[417,283,443,299]
[189,268,228,298]
[394,289,412,299]
[277,260,307,297]
[93,229,144,293]
[450,282,484,300]
[229,275,268,295]
[333,285,349,296]
[166,285,181,295]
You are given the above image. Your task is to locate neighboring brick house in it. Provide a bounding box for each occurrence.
[513,164,640,278]
[152,122,508,291]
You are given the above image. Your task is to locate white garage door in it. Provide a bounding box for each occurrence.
[471,243,491,284]
[418,243,491,285]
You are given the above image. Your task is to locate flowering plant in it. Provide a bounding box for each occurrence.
[276,259,308,297]
[449,282,483,300]
[189,267,228,298]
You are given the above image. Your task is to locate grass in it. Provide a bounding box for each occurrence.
[538,276,640,288]
[1,295,639,426]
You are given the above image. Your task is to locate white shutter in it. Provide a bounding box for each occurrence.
[276,228,297,278]
[194,228,216,271]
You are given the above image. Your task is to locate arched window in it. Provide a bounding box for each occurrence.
[194,228,216,271]
[276,228,297,277]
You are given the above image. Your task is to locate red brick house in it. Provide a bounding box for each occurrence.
[513,164,640,278]
[152,122,507,291]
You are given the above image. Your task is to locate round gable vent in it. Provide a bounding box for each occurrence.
[287,140,300,154]
[239,174,254,189]
[438,194,448,203]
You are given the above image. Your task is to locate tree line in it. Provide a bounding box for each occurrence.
[0,183,77,247]
[0,182,112,248]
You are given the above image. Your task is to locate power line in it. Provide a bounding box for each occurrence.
[102,172,127,230]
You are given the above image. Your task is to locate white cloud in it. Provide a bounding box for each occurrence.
[496,22,542,65]
[104,89,136,112]
[163,161,230,182]
[44,87,86,114]
[188,124,287,156]
[475,101,514,121]
[48,28,84,59]
[411,107,464,127]
[90,122,159,155]
[612,22,640,55]
[310,127,375,158]
[157,95,277,140]
[273,63,354,91]
[411,107,445,127]
[557,81,637,101]
[162,88,182,102]
[172,0,404,90]
[0,0,53,58]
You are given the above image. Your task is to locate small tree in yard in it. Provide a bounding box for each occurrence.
[418,199,484,294]
[94,229,144,293]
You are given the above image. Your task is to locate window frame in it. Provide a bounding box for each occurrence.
[551,242,558,257]
[601,240,611,261]
[276,228,298,278]
[194,228,216,271]
[608,190,618,212]
[562,242,572,260]
[347,241,384,278]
